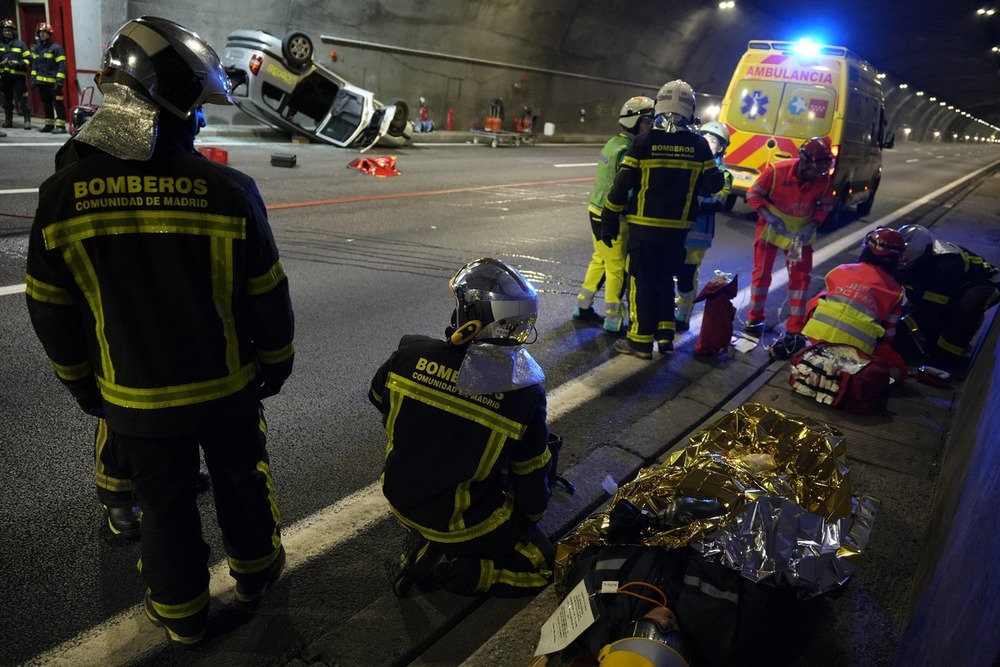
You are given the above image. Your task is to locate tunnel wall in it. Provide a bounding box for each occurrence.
[78,0,984,142]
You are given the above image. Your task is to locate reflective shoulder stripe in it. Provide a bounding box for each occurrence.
[247,259,287,295]
[25,274,72,304]
[923,290,949,305]
[43,210,247,250]
[98,361,258,409]
[386,372,527,440]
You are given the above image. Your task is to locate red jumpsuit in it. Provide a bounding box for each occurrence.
[746,159,834,333]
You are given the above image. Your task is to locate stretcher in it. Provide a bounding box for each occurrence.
[469,128,535,148]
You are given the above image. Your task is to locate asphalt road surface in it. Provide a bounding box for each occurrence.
[2,132,998,666]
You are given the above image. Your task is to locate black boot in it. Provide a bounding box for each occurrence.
[104,504,141,539]
[23,117,32,130]
[39,124,53,133]
[1,114,12,128]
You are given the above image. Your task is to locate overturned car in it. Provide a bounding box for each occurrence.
[222,29,412,151]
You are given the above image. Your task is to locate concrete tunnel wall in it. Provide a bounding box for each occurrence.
[83,0,983,142]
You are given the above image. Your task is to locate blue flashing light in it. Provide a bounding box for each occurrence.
[792,38,821,57]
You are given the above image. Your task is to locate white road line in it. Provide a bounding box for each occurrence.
[0,284,24,296]
[21,159,1000,663]
[1,187,39,194]
[553,162,596,168]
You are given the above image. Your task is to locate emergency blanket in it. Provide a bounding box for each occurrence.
[554,403,879,600]
[694,271,738,357]
[789,343,890,415]
[347,155,400,177]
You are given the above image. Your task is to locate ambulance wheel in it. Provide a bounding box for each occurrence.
[857,180,878,216]
[827,191,850,229]
[724,193,738,212]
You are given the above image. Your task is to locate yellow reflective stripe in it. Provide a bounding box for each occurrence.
[210,235,240,372]
[386,373,527,439]
[25,274,72,304]
[43,210,246,250]
[450,430,507,531]
[511,448,551,476]
[257,342,295,365]
[937,336,967,355]
[390,496,514,543]
[247,260,287,295]
[94,420,133,492]
[477,559,496,593]
[61,242,114,382]
[924,291,949,305]
[51,358,92,381]
[148,588,210,620]
[97,361,257,409]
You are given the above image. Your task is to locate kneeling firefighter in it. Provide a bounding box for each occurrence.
[370,257,555,597]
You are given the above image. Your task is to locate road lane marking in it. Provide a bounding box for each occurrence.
[21,158,1000,664]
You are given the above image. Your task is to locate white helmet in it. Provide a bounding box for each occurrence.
[899,224,934,267]
[654,79,696,122]
[619,96,654,131]
[699,120,730,152]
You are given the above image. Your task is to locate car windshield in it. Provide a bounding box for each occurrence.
[320,89,366,143]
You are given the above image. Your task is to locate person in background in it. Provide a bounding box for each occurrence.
[1,18,32,130]
[575,95,654,333]
[25,17,294,645]
[675,120,733,333]
[371,257,554,598]
[894,223,1000,371]
[744,137,836,354]
[781,227,907,377]
[601,79,724,358]
[30,22,66,133]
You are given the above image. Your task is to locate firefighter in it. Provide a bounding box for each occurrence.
[371,257,554,598]
[894,224,1000,371]
[1,19,31,130]
[26,17,294,645]
[744,137,837,352]
[601,79,724,357]
[675,120,733,332]
[785,227,907,375]
[30,22,66,132]
[575,95,654,333]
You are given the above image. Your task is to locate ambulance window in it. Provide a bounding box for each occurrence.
[774,85,836,139]
[726,80,784,135]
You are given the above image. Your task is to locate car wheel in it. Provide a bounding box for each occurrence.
[281,31,314,72]
[385,98,410,135]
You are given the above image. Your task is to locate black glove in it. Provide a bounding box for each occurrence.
[76,397,105,418]
[599,209,620,248]
[258,379,283,399]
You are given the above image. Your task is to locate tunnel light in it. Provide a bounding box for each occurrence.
[703,104,720,119]
[940,101,947,106]
[899,83,908,89]
[718,1,736,8]
[876,72,886,79]
[929,96,937,101]
[993,46,1000,52]
[915,91,924,96]
[978,7,996,15]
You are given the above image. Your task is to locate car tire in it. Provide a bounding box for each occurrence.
[385,98,410,136]
[281,31,314,73]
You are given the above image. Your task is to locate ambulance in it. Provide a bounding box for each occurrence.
[717,39,894,220]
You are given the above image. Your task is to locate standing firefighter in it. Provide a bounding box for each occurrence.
[25,17,294,645]
[575,95,654,333]
[30,22,65,132]
[895,224,1000,371]
[745,137,836,351]
[1,19,31,130]
[371,258,554,598]
[601,79,724,358]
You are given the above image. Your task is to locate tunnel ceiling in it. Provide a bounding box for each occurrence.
[748,0,1000,127]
